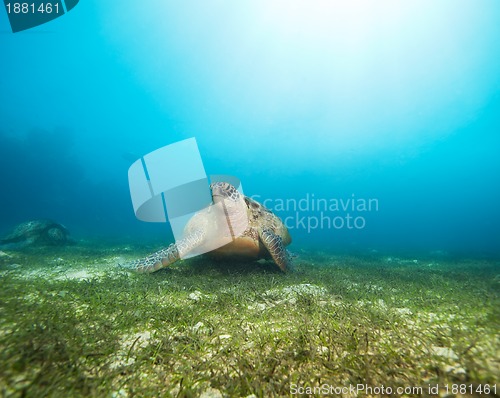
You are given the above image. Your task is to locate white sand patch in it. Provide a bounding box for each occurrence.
[210,334,232,345]
[199,388,223,398]
[365,283,383,292]
[281,283,328,297]
[57,270,97,280]
[188,291,204,302]
[250,283,328,309]
[109,331,155,370]
[247,302,267,311]
[191,321,211,334]
[431,346,459,360]
[395,307,413,316]
[111,389,128,398]
[8,262,126,282]
[264,283,328,301]
[104,256,130,266]
[13,268,61,280]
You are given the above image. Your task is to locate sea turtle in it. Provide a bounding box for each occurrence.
[128,182,292,273]
[0,219,70,247]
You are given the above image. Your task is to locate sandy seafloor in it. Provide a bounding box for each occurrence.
[0,243,498,397]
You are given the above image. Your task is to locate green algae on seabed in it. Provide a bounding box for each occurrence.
[0,244,499,397]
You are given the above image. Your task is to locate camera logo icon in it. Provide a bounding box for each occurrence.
[3,0,79,33]
[128,138,248,259]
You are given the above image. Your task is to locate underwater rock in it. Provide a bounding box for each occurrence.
[191,321,208,334]
[0,219,70,248]
[248,283,328,310]
[188,291,204,302]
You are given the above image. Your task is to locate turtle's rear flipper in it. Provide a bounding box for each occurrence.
[260,229,291,271]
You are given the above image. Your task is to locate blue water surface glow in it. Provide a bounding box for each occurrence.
[0,0,499,256]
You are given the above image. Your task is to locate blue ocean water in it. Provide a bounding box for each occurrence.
[1,1,499,257]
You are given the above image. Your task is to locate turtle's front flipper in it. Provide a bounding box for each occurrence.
[260,229,291,271]
[130,243,179,273]
[129,229,206,273]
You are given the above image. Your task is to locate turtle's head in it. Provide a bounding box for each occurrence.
[210,182,248,235]
[210,182,241,204]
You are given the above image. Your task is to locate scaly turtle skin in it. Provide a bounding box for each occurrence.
[130,182,292,273]
[0,219,69,247]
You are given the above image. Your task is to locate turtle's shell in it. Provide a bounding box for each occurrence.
[1,220,69,246]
